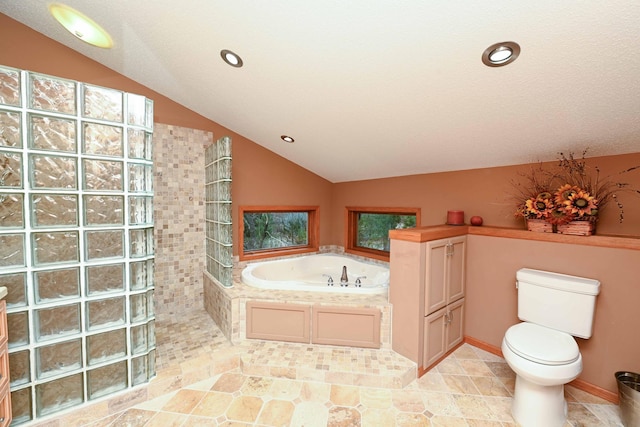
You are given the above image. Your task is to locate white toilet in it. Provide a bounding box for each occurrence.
[502,268,600,427]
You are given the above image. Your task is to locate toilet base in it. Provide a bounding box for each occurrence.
[512,375,568,427]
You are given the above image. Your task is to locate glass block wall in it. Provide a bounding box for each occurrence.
[205,137,233,286]
[0,65,155,424]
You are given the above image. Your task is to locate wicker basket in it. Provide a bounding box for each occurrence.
[526,219,554,233]
[556,220,596,236]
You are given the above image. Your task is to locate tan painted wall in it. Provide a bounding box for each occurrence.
[332,153,640,243]
[232,138,333,248]
[466,234,640,394]
[0,14,221,132]
[0,13,334,252]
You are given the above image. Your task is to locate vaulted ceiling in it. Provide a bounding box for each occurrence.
[2,1,640,182]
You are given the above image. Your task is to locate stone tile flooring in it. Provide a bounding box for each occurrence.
[36,309,623,426]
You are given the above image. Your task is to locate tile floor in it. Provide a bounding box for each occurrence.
[32,309,623,426]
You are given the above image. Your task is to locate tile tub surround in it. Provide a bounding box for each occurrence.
[153,124,212,318]
[203,271,392,349]
[27,309,622,427]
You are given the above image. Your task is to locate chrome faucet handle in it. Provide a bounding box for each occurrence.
[355,276,367,287]
[322,274,334,286]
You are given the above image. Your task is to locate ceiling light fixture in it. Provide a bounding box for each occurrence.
[482,41,520,67]
[220,49,243,68]
[48,3,113,48]
[281,135,295,143]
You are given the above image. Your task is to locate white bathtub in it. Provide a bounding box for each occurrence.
[241,254,389,294]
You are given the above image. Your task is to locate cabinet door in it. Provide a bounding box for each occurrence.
[0,301,9,427]
[312,306,381,349]
[446,298,465,351]
[0,383,10,427]
[246,302,311,343]
[423,307,447,368]
[447,236,466,304]
[425,239,448,315]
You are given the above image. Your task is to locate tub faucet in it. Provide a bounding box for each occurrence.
[340,266,348,286]
[322,274,334,286]
[355,276,366,287]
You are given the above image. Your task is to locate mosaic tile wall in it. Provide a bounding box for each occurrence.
[153,124,212,318]
[203,272,236,339]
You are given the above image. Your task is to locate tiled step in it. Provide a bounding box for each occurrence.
[238,340,417,389]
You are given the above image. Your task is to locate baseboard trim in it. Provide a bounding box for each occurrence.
[464,336,503,358]
[569,378,619,404]
[463,336,619,404]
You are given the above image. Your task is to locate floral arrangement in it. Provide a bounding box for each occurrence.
[518,185,597,225]
[514,150,640,226]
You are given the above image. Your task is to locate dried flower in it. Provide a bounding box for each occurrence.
[514,149,640,224]
[524,195,553,219]
[563,189,597,218]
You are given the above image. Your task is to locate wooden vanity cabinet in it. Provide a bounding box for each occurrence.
[389,228,466,375]
[423,297,464,367]
[0,300,11,427]
[422,236,466,368]
[425,236,466,313]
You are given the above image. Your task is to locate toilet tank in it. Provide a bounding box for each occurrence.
[516,268,600,339]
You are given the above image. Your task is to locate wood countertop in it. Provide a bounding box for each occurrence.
[389,225,469,242]
[389,224,640,251]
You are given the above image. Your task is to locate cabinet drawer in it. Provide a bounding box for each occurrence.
[0,349,8,391]
[0,301,6,348]
[0,382,10,427]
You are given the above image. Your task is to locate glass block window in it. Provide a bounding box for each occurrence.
[28,114,76,153]
[0,66,155,425]
[0,109,22,147]
[204,137,233,286]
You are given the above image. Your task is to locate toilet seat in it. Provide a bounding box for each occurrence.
[504,323,579,365]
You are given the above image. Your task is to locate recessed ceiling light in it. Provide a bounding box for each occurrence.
[281,135,295,143]
[482,41,520,67]
[48,3,113,48]
[220,49,243,68]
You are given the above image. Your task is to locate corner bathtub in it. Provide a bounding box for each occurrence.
[241,254,389,294]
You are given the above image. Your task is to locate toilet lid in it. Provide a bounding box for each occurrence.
[504,323,579,365]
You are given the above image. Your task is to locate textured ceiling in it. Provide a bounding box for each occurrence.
[2,1,640,182]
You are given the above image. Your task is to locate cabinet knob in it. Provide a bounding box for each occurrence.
[444,311,453,325]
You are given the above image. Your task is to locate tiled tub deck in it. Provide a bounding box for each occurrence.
[202,271,414,389]
[203,271,393,349]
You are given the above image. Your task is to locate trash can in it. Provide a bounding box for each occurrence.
[616,371,640,427]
